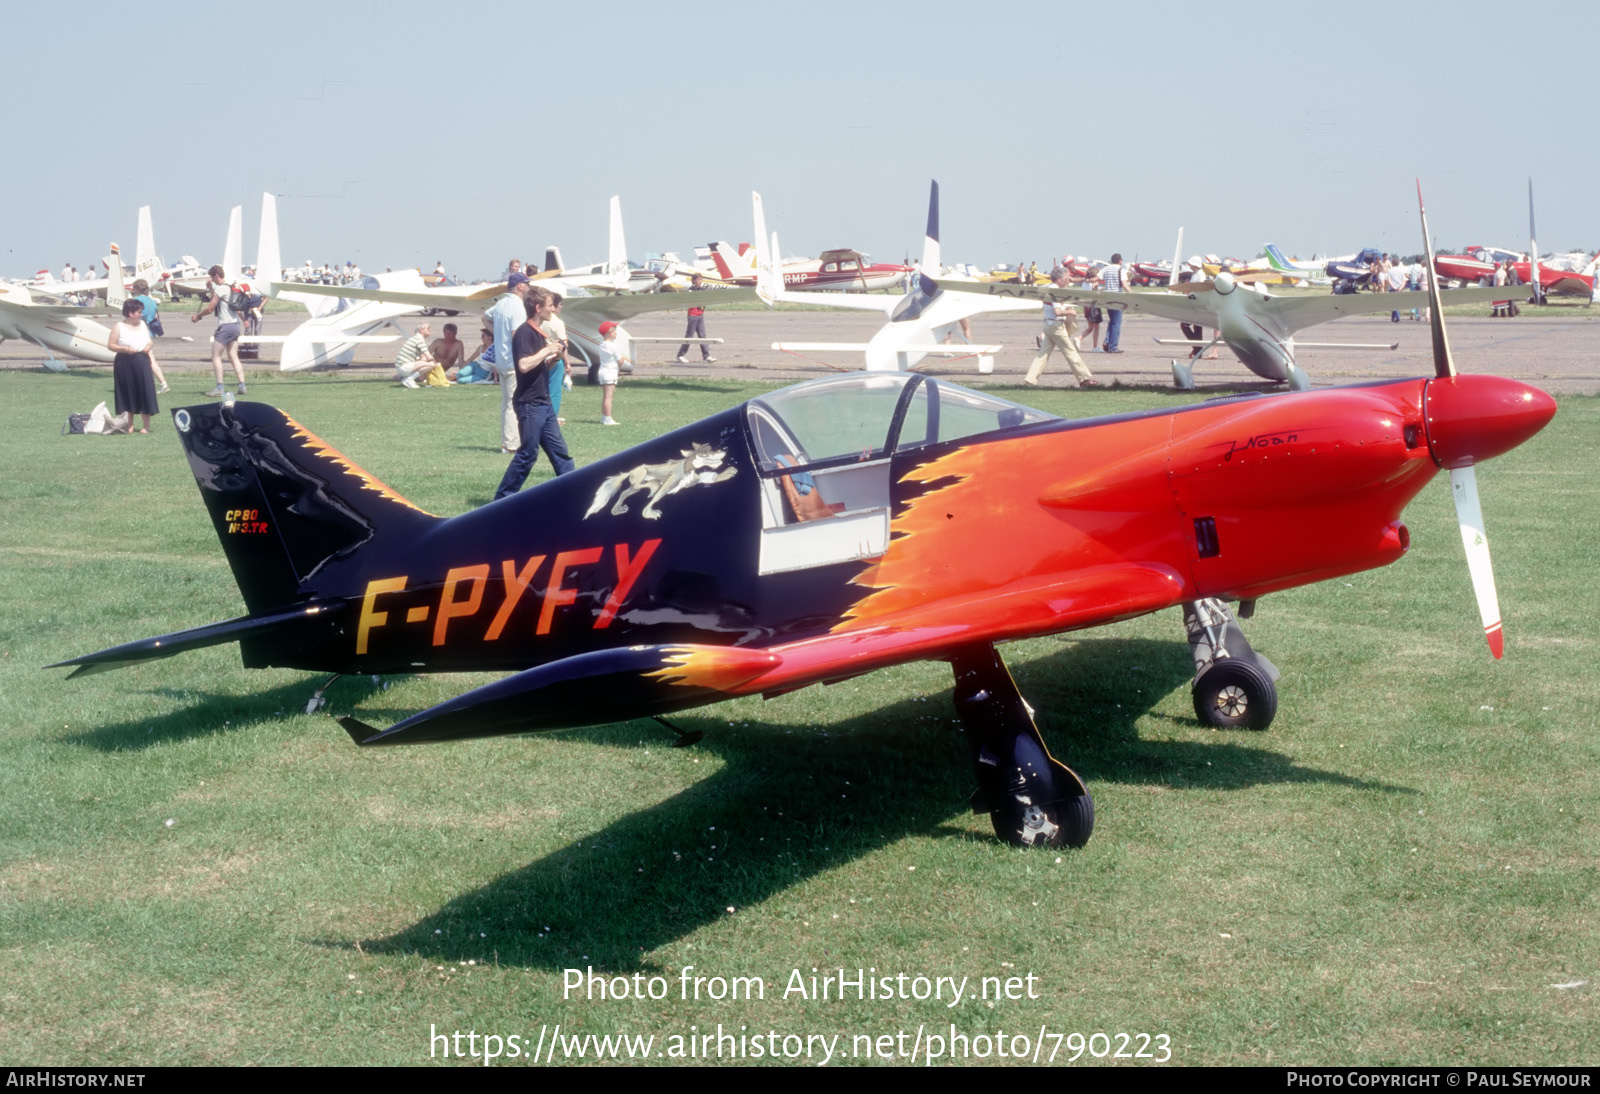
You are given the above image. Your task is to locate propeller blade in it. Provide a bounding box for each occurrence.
[1416,180,1457,379]
[1528,178,1542,303]
[1449,465,1504,659]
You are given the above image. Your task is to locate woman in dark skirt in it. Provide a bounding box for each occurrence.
[109,298,159,433]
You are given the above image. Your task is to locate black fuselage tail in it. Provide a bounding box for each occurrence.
[171,401,438,614]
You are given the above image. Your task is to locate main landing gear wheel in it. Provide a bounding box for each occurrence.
[951,643,1094,850]
[994,785,1095,849]
[1192,658,1278,731]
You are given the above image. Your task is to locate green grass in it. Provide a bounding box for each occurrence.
[1,369,1596,1065]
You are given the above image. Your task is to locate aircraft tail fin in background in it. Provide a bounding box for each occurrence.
[256,193,341,318]
[710,242,755,281]
[134,206,162,287]
[1260,243,1312,273]
[920,180,941,277]
[543,246,563,274]
[607,195,628,286]
[256,192,283,299]
[222,205,243,284]
[106,244,127,309]
[169,401,438,615]
[752,192,782,303]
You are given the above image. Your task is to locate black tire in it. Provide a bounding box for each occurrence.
[991,790,1094,849]
[1193,658,1277,730]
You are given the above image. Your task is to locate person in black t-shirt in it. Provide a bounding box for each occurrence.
[493,286,577,500]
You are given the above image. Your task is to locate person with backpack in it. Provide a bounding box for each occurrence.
[191,265,248,397]
[130,279,171,394]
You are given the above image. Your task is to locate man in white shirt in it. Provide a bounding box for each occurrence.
[192,265,247,397]
[488,273,534,451]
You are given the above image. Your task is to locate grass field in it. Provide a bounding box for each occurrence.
[1,368,1595,1066]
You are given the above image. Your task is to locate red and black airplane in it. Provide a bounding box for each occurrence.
[53,188,1555,850]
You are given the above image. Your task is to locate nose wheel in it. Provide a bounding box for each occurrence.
[1192,658,1277,730]
[1183,598,1280,731]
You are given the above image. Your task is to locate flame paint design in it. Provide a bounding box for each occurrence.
[646,645,781,691]
[281,412,433,516]
[835,444,993,630]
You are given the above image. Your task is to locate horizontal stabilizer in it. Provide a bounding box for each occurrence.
[773,342,1004,354]
[1295,341,1401,350]
[239,334,400,345]
[46,604,327,677]
[345,643,780,745]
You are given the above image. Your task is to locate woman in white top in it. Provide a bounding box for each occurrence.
[108,298,159,433]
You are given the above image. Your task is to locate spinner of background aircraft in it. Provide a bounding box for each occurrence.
[51,185,1557,851]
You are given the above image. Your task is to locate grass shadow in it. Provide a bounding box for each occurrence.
[341,637,1405,970]
[61,676,390,752]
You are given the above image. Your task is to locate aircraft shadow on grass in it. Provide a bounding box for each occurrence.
[61,678,393,752]
[342,636,1407,971]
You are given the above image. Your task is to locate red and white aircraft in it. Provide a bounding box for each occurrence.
[1512,252,1600,297]
[1432,245,1526,287]
[1516,180,1598,298]
[709,242,910,292]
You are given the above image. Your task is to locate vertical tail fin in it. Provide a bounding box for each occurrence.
[710,242,754,279]
[752,191,782,302]
[172,401,437,613]
[134,206,162,286]
[106,244,127,309]
[256,193,341,318]
[1170,227,1185,284]
[607,195,627,286]
[920,179,941,277]
[222,205,243,283]
[256,192,282,299]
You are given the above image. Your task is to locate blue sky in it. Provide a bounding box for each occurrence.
[6,1,1594,279]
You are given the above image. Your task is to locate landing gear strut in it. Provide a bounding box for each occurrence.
[1182,598,1280,730]
[951,644,1093,849]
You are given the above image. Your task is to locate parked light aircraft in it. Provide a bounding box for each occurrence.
[1262,244,1341,284]
[1432,244,1525,287]
[0,281,117,365]
[268,196,760,373]
[1515,180,1598,300]
[710,241,911,292]
[943,245,1518,390]
[24,207,168,302]
[762,181,1040,371]
[52,185,1555,850]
